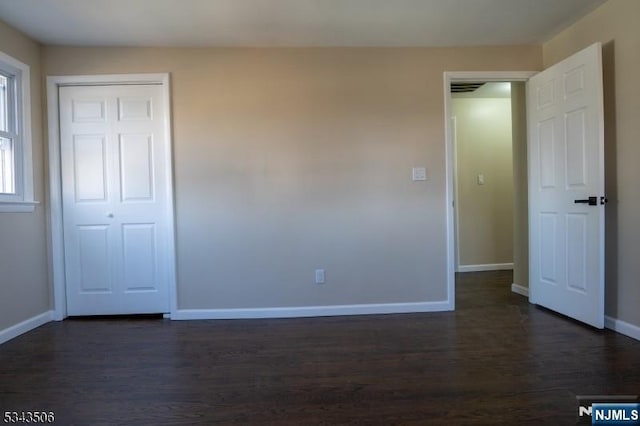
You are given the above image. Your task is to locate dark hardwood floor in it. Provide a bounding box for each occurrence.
[1,271,639,425]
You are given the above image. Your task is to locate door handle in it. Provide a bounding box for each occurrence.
[574,196,597,206]
[106,212,114,218]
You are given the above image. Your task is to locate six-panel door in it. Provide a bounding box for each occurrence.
[60,85,170,315]
[527,43,605,328]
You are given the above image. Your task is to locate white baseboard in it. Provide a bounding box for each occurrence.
[457,263,514,273]
[0,311,54,345]
[511,283,529,297]
[172,300,453,320]
[605,316,640,342]
[506,286,637,341]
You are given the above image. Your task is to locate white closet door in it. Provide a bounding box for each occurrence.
[60,84,171,315]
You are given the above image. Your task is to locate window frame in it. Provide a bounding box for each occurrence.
[0,50,36,213]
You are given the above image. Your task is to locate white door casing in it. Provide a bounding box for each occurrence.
[527,43,605,328]
[59,84,172,315]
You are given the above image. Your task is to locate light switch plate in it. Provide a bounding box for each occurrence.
[412,167,427,181]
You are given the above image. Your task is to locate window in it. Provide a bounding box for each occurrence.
[0,51,35,212]
[0,71,17,194]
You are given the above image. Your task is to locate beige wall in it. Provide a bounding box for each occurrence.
[453,97,514,267]
[511,82,529,288]
[0,20,50,330]
[544,0,640,328]
[43,46,540,309]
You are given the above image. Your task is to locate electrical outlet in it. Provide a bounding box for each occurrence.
[315,269,325,284]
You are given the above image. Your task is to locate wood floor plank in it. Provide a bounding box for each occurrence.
[0,271,638,425]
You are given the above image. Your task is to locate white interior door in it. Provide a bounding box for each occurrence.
[528,43,605,328]
[60,84,171,315]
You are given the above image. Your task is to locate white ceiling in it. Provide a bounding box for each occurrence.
[0,0,606,47]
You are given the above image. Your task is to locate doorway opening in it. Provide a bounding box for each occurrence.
[443,72,535,308]
[452,82,517,271]
[452,81,528,304]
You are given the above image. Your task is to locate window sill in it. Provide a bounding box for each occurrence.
[0,200,39,213]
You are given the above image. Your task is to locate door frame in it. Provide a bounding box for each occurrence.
[443,71,536,308]
[46,73,177,320]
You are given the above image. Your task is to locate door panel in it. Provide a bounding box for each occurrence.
[118,97,153,121]
[72,99,106,123]
[119,134,155,201]
[538,119,556,188]
[566,213,587,292]
[60,84,170,316]
[539,213,558,284]
[77,225,111,293]
[528,42,605,328]
[121,223,157,291]
[565,108,587,187]
[73,134,108,202]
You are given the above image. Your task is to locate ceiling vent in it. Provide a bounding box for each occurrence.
[451,82,485,93]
